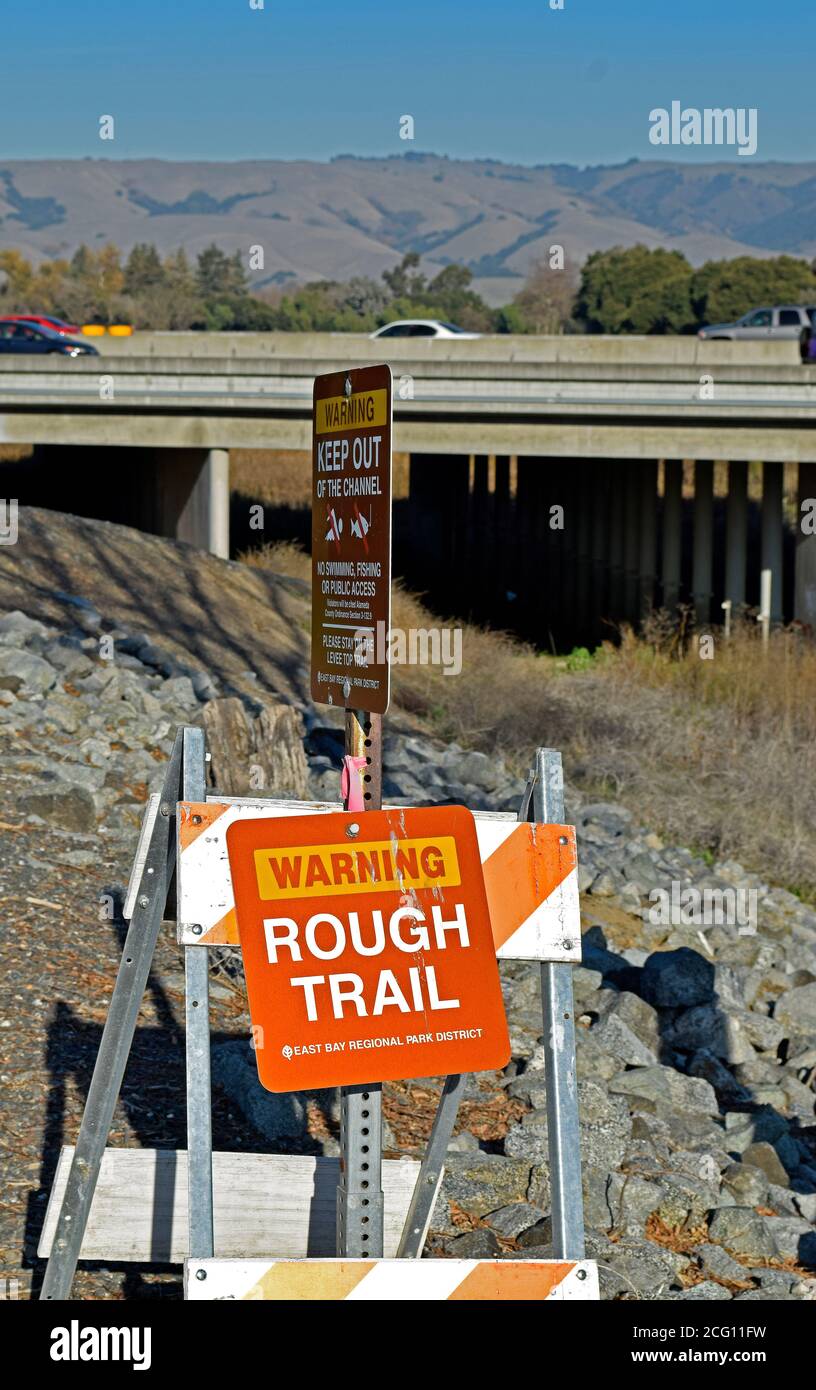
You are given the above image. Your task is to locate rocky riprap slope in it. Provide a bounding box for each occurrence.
[1,596,815,1302]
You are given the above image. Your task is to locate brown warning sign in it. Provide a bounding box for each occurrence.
[311,364,392,714]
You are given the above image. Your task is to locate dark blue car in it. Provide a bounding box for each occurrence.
[0,319,99,356]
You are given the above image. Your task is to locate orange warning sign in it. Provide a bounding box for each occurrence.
[226,806,511,1091]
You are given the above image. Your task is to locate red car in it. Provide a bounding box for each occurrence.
[3,314,81,336]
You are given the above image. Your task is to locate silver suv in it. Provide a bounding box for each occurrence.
[698,304,816,341]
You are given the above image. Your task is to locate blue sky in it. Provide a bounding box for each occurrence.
[2,0,813,165]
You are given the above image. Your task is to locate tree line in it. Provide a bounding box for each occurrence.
[1,240,814,334]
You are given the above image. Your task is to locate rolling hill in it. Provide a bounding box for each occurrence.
[2,154,816,304]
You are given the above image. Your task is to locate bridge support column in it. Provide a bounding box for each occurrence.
[662,460,683,611]
[761,461,784,624]
[624,460,641,624]
[470,456,489,621]
[575,460,593,643]
[795,462,816,628]
[516,458,546,641]
[639,460,658,620]
[494,456,512,620]
[591,459,610,644]
[609,463,625,623]
[408,453,469,607]
[725,460,748,611]
[548,460,568,647]
[156,448,230,558]
[692,460,713,625]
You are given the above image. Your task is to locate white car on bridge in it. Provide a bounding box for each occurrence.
[370,319,480,340]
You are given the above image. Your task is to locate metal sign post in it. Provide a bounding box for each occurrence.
[396,1072,468,1258]
[41,730,189,1299]
[528,748,586,1259]
[182,727,214,1262]
[339,708,384,1256]
[308,366,393,1257]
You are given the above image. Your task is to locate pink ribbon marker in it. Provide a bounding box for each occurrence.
[341,754,367,811]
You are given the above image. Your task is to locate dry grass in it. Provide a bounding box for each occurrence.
[569,616,816,899]
[232,449,410,507]
[244,541,816,900]
[231,450,311,509]
[643,1212,711,1255]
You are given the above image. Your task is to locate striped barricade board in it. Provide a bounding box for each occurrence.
[184,1257,599,1301]
[176,798,581,963]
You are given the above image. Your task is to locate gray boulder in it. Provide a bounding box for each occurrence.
[442,748,504,793]
[609,1064,719,1116]
[667,1282,733,1301]
[580,802,634,833]
[708,1207,779,1260]
[17,784,97,832]
[653,1172,720,1230]
[516,1217,554,1249]
[212,1041,310,1142]
[738,1011,785,1053]
[0,611,51,644]
[588,1234,682,1299]
[688,1049,752,1105]
[443,1229,502,1258]
[506,1081,630,1172]
[694,1242,751,1284]
[590,1012,658,1066]
[604,1172,663,1233]
[641,948,715,1009]
[762,1217,816,1265]
[775,984,816,1039]
[664,1003,754,1064]
[441,1154,531,1219]
[0,647,57,696]
[485,1202,546,1239]
[573,1032,621,1088]
[719,1162,770,1208]
[742,1141,790,1187]
[599,989,661,1052]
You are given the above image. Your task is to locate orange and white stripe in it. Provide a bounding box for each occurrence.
[176,799,580,963]
[184,1258,598,1301]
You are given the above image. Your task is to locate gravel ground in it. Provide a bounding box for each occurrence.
[1,511,815,1302]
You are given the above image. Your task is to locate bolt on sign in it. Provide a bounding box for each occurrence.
[311,364,392,715]
[226,806,511,1091]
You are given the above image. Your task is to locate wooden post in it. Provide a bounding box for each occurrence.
[336,709,385,1258]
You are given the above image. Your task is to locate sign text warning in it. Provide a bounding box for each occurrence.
[226,807,510,1091]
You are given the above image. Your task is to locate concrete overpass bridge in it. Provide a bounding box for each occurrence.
[1,333,814,641]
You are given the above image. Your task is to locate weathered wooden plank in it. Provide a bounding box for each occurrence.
[38,1148,421,1263]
